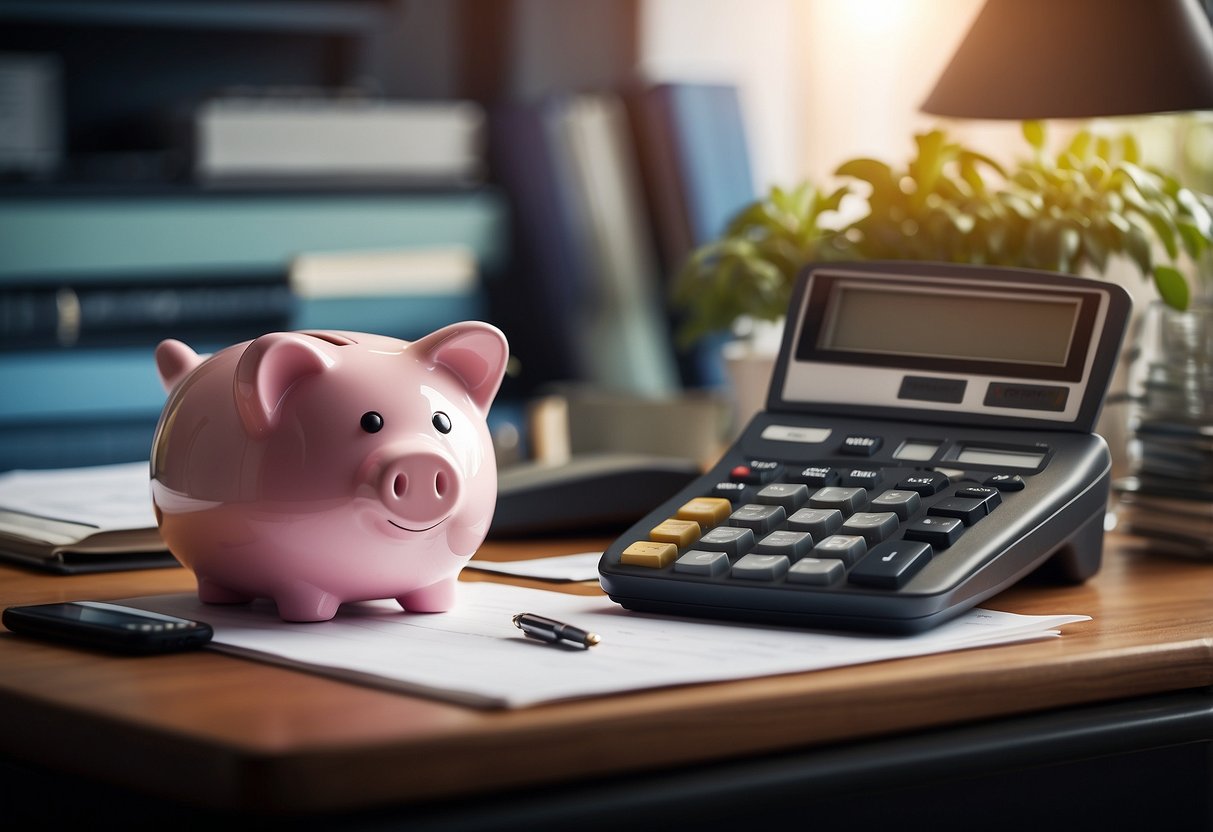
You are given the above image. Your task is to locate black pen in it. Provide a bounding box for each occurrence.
[512,613,601,648]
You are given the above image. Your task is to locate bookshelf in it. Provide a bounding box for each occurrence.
[0,1,745,471]
[0,0,505,470]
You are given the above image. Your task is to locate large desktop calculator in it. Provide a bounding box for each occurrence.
[598,262,1132,632]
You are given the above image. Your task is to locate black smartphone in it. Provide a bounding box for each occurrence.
[2,601,213,655]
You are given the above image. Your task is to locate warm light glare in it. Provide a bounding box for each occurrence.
[798,0,1003,183]
[827,0,914,38]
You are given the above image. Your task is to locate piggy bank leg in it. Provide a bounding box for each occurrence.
[273,586,342,623]
[197,577,253,605]
[269,589,339,620]
[398,578,457,613]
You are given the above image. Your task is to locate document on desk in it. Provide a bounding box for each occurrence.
[124,584,1089,709]
[0,462,172,573]
[465,552,602,581]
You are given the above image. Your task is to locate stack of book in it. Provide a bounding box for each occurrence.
[0,189,507,472]
[1115,419,1213,559]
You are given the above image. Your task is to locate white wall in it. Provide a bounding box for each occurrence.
[639,0,1033,190]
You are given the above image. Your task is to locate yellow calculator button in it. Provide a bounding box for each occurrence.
[650,518,701,548]
[676,497,733,528]
[621,541,679,568]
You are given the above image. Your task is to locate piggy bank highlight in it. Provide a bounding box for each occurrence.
[150,324,509,622]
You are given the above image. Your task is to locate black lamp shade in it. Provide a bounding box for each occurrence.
[921,0,1213,119]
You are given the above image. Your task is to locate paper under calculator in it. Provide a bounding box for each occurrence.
[599,262,1132,632]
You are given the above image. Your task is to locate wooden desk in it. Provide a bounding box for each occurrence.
[2,532,1212,828]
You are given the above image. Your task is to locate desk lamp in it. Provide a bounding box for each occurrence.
[920,0,1213,119]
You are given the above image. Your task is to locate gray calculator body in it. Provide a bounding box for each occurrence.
[598,262,1132,632]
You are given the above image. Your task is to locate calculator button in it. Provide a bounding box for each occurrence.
[869,489,922,520]
[840,512,900,546]
[787,557,846,586]
[809,534,868,567]
[674,549,731,577]
[697,526,757,557]
[928,497,987,526]
[649,518,702,547]
[730,460,783,484]
[897,473,948,495]
[840,435,882,456]
[790,466,840,487]
[984,473,1026,491]
[809,486,869,514]
[731,553,790,581]
[709,481,757,504]
[848,540,933,589]
[756,483,810,511]
[729,504,787,534]
[903,516,964,548]
[840,468,883,490]
[621,541,679,568]
[786,507,844,537]
[755,530,814,560]
[955,485,1003,511]
[676,497,734,529]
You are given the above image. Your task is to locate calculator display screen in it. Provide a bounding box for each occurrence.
[776,264,1130,432]
[796,276,1097,382]
[821,283,1077,366]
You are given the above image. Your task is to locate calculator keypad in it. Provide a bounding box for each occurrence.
[626,459,1011,592]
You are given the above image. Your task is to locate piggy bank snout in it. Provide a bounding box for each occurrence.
[377,451,463,529]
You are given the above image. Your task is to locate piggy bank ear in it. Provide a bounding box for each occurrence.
[412,322,509,414]
[234,333,335,438]
[155,339,203,393]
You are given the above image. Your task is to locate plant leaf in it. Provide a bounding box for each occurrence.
[1022,120,1046,151]
[1153,265,1190,310]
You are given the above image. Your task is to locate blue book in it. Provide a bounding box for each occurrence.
[659,83,756,244]
[629,83,757,388]
[0,191,508,282]
[486,100,593,387]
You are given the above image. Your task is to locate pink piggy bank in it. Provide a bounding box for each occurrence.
[149,323,509,622]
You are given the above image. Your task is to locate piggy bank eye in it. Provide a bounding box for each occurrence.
[360,411,384,433]
[432,411,452,434]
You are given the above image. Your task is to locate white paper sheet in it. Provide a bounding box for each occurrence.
[0,462,154,530]
[124,583,1089,709]
[466,552,602,581]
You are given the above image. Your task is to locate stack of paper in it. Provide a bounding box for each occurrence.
[0,462,171,573]
[126,583,1088,709]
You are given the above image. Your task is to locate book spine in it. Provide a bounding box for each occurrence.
[0,277,292,349]
[290,295,487,342]
[0,191,508,282]
[194,98,486,185]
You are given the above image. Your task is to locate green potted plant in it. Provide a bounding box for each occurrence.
[674,122,1213,431]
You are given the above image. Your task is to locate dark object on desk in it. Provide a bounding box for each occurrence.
[0,543,178,575]
[3,601,212,654]
[489,454,701,537]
